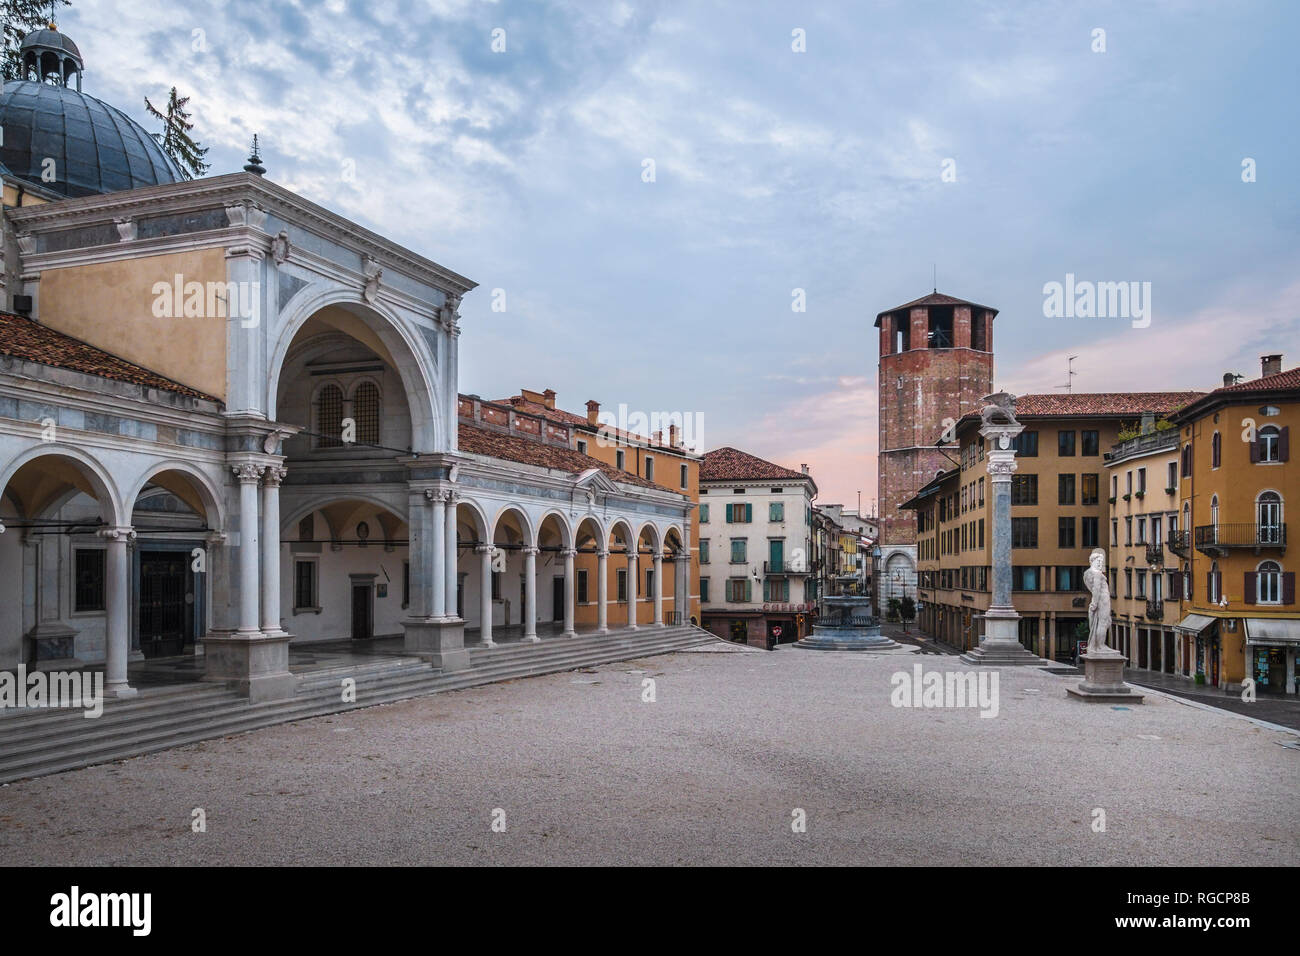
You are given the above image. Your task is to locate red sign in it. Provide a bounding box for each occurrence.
[772,625,783,638]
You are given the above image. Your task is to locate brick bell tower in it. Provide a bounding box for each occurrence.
[875,292,996,606]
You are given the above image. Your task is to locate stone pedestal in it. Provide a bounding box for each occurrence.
[1067,650,1144,703]
[960,608,1050,666]
[202,630,295,702]
[403,618,470,672]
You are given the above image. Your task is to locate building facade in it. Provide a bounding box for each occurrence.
[698,447,816,648]
[1169,356,1298,693]
[875,292,995,613]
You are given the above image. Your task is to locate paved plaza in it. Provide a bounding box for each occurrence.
[1,645,1295,866]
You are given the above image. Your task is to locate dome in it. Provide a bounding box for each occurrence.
[0,80,184,198]
[19,28,82,60]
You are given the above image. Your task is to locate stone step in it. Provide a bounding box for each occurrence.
[0,626,720,784]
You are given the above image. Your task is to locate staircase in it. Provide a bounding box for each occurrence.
[0,624,717,784]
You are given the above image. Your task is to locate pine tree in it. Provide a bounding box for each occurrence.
[145,86,209,180]
[1,0,71,82]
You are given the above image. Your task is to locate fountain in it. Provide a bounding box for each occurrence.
[795,595,917,653]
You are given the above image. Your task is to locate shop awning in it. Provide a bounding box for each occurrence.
[1244,618,1300,647]
[1174,613,1216,635]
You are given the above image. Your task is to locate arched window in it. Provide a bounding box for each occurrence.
[1210,431,1221,468]
[317,384,343,448]
[1209,561,1221,604]
[1257,491,1282,544]
[1256,561,1282,604]
[353,381,380,446]
[1210,495,1219,529]
[1257,425,1282,463]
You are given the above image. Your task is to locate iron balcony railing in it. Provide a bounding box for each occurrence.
[1194,523,1286,552]
[764,560,809,575]
[1145,599,1164,620]
[1145,542,1164,566]
[1167,529,1191,557]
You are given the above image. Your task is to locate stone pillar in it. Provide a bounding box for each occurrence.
[626,549,638,630]
[652,553,664,626]
[100,527,136,698]
[562,548,577,637]
[260,465,287,637]
[597,549,609,633]
[961,398,1045,665]
[523,546,539,641]
[444,493,459,619]
[477,543,494,646]
[234,463,261,633]
[430,493,446,618]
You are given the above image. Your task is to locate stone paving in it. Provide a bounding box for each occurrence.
[0,645,1295,866]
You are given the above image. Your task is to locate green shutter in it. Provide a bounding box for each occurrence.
[744,579,752,602]
[745,503,753,522]
[762,578,770,601]
[725,503,733,523]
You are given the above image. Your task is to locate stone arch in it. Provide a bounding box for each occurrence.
[0,444,125,527]
[268,286,443,452]
[533,508,574,551]
[124,460,227,532]
[491,505,534,549]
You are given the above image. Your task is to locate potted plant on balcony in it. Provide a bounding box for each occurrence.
[1122,493,1132,501]
[1135,490,1145,499]
[1165,486,1176,495]
[1108,495,1117,504]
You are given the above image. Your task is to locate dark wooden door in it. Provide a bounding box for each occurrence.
[351,584,373,640]
[139,552,188,658]
[552,577,564,622]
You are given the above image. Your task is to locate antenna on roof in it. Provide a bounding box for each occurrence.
[1054,355,1078,394]
[932,263,937,293]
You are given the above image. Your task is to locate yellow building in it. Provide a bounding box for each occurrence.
[1169,356,1298,693]
[491,389,702,626]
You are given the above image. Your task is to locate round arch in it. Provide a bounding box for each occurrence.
[634,520,662,553]
[0,444,125,527]
[124,460,227,532]
[534,508,574,550]
[281,493,407,536]
[453,497,491,543]
[491,504,535,546]
[267,286,443,453]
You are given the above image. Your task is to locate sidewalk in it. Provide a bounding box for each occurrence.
[879,622,961,655]
[1124,667,1300,731]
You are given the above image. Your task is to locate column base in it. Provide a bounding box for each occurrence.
[202,630,295,702]
[104,681,138,699]
[522,632,541,643]
[563,630,577,638]
[403,618,471,671]
[959,608,1051,666]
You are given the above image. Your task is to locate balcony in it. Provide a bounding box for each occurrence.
[764,560,808,575]
[1145,599,1164,621]
[1167,529,1190,558]
[1144,542,1164,566]
[1194,523,1287,555]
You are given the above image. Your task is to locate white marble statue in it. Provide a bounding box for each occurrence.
[1083,548,1112,654]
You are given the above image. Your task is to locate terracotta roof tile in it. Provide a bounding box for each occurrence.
[1213,366,1300,395]
[700,446,810,483]
[0,311,219,402]
[457,422,669,492]
[1011,391,1203,417]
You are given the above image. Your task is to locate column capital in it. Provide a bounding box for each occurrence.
[560,548,577,558]
[262,465,288,487]
[232,462,262,483]
[596,549,609,558]
[523,546,540,556]
[98,526,136,543]
[205,531,228,546]
[652,552,663,564]
[474,544,493,554]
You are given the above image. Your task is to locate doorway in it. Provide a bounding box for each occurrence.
[138,551,190,658]
[351,582,373,640]
[552,576,564,622]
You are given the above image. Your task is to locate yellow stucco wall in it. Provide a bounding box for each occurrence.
[37,248,228,399]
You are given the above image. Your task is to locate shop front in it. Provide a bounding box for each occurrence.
[1244,618,1299,695]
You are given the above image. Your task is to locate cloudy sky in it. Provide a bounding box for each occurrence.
[64,0,1299,509]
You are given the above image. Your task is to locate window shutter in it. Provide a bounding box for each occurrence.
[745,503,753,522]
[744,578,752,602]
[725,503,733,523]
[1186,573,1193,601]
[1281,426,1291,462]
[1206,572,1213,599]
[1211,433,1219,467]
[1169,573,1181,600]
[1284,572,1296,605]
[1216,571,1222,600]
[1244,572,1256,604]
[762,578,770,601]
[1249,436,1260,463]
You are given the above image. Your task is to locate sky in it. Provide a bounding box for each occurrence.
[58,0,1300,510]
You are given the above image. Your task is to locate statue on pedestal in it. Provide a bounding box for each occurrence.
[1083,548,1112,654]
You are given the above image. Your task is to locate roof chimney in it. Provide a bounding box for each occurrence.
[585,399,600,426]
[652,429,662,446]
[669,423,679,447]
[1262,354,1283,378]
[1140,410,1155,435]
[542,388,556,410]
[801,463,809,475]
[1223,372,1239,388]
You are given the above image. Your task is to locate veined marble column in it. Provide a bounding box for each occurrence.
[960,397,1045,665]
[562,548,577,637]
[234,463,261,634]
[100,526,136,697]
[626,549,638,630]
[406,489,429,618]
[596,549,609,633]
[523,546,539,641]
[476,543,494,646]
[260,465,287,636]
[444,493,459,619]
[430,492,446,618]
[652,553,664,626]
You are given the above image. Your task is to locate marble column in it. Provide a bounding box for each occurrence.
[234,463,261,634]
[523,546,539,641]
[406,488,429,618]
[596,548,609,633]
[961,400,1045,665]
[430,492,446,618]
[652,553,664,626]
[100,526,136,697]
[260,465,287,636]
[626,549,639,630]
[444,493,459,619]
[477,543,494,646]
[562,548,577,637]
